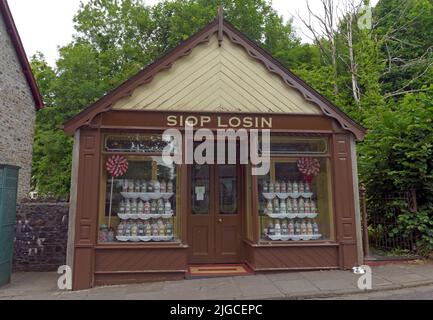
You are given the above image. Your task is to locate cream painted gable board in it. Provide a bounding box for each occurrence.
[112,35,322,114]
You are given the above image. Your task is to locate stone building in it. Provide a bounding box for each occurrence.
[0,0,43,200]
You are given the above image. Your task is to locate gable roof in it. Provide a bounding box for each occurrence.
[0,0,43,110]
[111,34,323,114]
[63,15,365,140]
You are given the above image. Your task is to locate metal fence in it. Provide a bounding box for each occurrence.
[360,186,419,255]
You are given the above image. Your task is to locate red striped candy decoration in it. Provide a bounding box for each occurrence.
[106,155,128,177]
[297,157,320,177]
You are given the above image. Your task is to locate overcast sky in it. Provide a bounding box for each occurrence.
[8,0,378,67]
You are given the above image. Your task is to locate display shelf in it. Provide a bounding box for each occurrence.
[264,212,318,219]
[116,235,174,242]
[265,234,322,241]
[260,179,321,242]
[262,192,314,200]
[120,192,174,201]
[117,213,174,221]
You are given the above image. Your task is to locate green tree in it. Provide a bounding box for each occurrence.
[359,92,433,252]
[31,0,304,197]
[374,0,433,98]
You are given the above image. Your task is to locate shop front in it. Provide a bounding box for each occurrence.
[63,15,365,290]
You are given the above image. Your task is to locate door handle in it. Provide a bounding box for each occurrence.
[218,218,223,223]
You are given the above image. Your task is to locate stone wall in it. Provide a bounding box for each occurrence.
[13,202,69,272]
[0,13,36,201]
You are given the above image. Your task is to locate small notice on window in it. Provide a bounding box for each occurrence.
[195,186,206,201]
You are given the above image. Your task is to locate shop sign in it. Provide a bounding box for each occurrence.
[167,115,273,129]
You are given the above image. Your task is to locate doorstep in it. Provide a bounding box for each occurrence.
[186,264,254,279]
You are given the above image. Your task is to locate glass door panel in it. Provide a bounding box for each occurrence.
[191,164,210,215]
[218,165,238,215]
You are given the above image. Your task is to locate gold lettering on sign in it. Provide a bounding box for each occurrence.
[167,115,177,127]
[217,116,228,128]
[229,117,241,128]
[166,115,273,128]
[262,117,272,129]
[200,116,211,127]
[243,117,253,128]
[185,116,199,126]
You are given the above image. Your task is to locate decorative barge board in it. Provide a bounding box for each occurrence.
[64,10,365,290]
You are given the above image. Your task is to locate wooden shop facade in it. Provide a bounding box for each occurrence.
[63,14,366,290]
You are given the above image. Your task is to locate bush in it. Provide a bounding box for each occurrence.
[359,92,433,254]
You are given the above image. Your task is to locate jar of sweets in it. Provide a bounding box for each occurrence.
[167,181,174,193]
[280,181,287,193]
[269,183,275,193]
[160,180,167,193]
[262,181,269,193]
[154,180,161,193]
[292,181,299,193]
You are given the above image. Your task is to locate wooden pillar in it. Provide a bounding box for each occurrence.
[180,163,188,245]
[359,185,370,258]
[72,128,101,290]
[332,133,358,269]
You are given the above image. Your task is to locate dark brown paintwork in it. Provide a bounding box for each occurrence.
[70,111,362,289]
[244,240,340,271]
[93,246,188,286]
[98,110,337,133]
[331,133,358,268]
[188,165,242,264]
[72,128,101,290]
[67,12,364,289]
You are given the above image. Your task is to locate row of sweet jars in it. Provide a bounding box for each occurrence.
[262,181,311,194]
[116,219,174,239]
[119,198,173,215]
[122,179,174,193]
[263,219,320,237]
[263,198,317,214]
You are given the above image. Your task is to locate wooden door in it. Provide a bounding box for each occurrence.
[188,164,242,264]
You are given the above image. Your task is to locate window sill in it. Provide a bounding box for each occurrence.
[95,242,188,250]
[245,239,338,247]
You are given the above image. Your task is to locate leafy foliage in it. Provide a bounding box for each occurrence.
[359,92,433,252]
[30,0,433,252]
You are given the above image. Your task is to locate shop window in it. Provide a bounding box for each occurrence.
[99,154,180,244]
[104,134,170,153]
[257,136,334,242]
[260,136,328,154]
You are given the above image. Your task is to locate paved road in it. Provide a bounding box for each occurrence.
[319,284,433,300]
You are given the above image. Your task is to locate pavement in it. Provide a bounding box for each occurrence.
[1,260,433,300]
[319,284,433,300]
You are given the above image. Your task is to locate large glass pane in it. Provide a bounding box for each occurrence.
[191,165,210,215]
[258,156,334,242]
[219,165,237,214]
[104,134,170,153]
[260,136,328,155]
[99,156,179,243]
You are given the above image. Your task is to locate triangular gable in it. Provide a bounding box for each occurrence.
[111,34,322,114]
[63,18,365,140]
